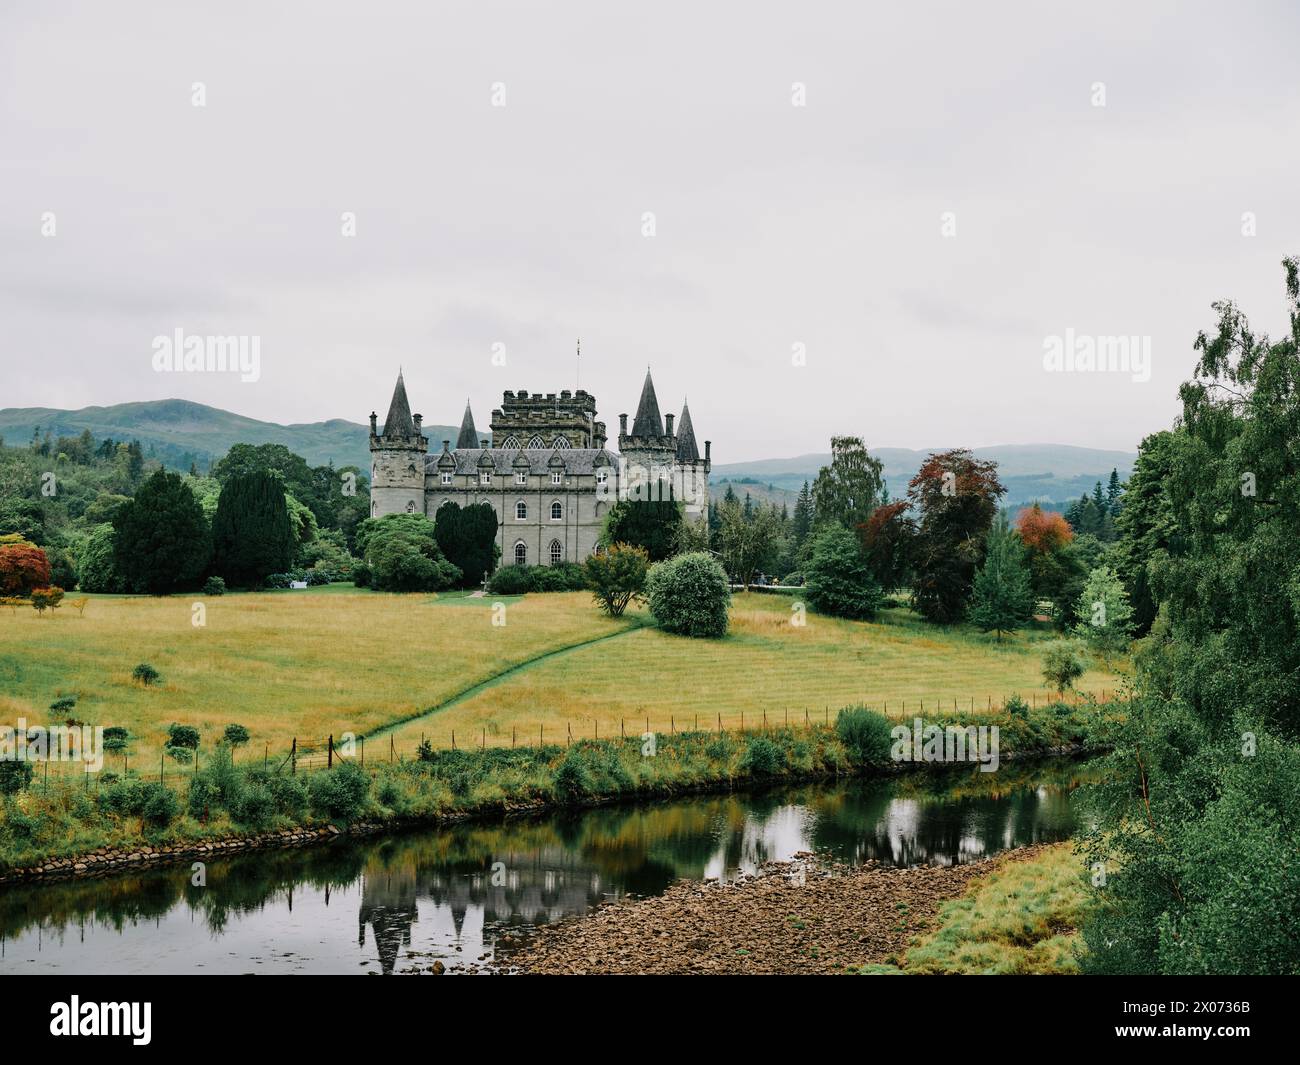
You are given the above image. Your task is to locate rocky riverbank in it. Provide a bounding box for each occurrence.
[494,845,1061,975]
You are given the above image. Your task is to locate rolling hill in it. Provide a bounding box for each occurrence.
[0,399,1134,506]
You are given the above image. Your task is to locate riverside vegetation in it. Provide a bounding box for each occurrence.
[0,700,1108,873]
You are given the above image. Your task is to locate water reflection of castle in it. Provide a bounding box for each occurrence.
[356,849,608,975]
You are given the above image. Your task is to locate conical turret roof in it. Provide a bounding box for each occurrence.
[456,400,479,449]
[675,400,699,462]
[382,371,417,438]
[630,369,663,438]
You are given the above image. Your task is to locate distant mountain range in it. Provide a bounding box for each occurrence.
[713,444,1137,510]
[0,400,1135,506]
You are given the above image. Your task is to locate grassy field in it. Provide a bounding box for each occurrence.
[861,843,1097,975]
[1,585,1119,774]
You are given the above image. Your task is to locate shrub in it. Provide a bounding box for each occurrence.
[835,706,893,766]
[740,736,784,776]
[309,761,371,821]
[49,696,77,714]
[140,782,179,826]
[352,563,371,587]
[553,752,594,801]
[0,761,33,795]
[132,663,161,686]
[645,552,730,638]
[203,576,226,596]
[804,526,883,620]
[485,565,532,595]
[0,541,51,596]
[1004,694,1030,718]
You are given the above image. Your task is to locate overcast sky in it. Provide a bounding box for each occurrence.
[2,1,1297,462]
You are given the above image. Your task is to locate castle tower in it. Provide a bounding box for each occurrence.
[674,399,711,518]
[618,369,677,501]
[368,370,428,516]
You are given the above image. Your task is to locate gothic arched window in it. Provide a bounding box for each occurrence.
[549,539,562,564]
[515,500,527,520]
[552,435,570,449]
[550,501,562,520]
[527,436,546,449]
[405,500,416,513]
[514,541,527,566]
[500,436,520,450]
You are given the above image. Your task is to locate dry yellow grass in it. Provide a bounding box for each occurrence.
[385,591,1120,749]
[1,587,1119,772]
[0,587,635,771]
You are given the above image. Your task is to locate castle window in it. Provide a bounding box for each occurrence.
[515,470,527,485]
[549,539,562,564]
[596,470,608,485]
[405,501,416,513]
[514,541,527,566]
[501,436,520,450]
[553,436,570,449]
[550,501,562,520]
[480,470,492,485]
[441,472,452,485]
[515,501,527,520]
[551,470,562,485]
[527,436,546,449]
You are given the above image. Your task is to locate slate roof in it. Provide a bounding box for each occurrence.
[428,447,616,476]
[630,370,663,438]
[382,371,417,438]
[676,400,699,462]
[456,401,480,449]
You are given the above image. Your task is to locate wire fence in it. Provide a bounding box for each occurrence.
[21,687,1121,787]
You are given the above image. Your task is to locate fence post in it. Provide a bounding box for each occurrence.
[291,737,296,775]
[328,735,334,769]
[390,735,395,762]
[718,712,722,733]
[512,726,516,748]
[361,737,365,765]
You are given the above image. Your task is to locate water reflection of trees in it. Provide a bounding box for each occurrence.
[0,759,1091,962]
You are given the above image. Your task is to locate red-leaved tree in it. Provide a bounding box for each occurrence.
[1015,504,1074,554]
[0,542,52,597]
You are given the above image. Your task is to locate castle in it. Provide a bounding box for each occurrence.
[368,369,710,572]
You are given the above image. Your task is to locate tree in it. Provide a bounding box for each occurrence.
[112,470,210,594]
[968,516,1034,640]
[791,481,814,552]
[811,436,885,530]
[357,512,461,592]
[1015,504,1081,623]
[30,586,65,614]
[77,524,123,593]
[716,495,784,589]
[1041,640,1085,693]
[434,501,500,588]
[804,525,883,620]
[0,539,51,596]
[906,449,1005,624]
[584,542,649,617]
[211,471,297,587]
[1079,259,1300,975]
[1072,564,1133,664]
[645,552,730,637]
[1112,431,1177,634]
[858,499,913,593]
[602,499,683,562]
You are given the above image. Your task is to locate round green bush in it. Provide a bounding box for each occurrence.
[740,736,784,776]
[140,782,179,826]
[202,575,226,596]
[486,565,532,595]
[804,525,883,620]
[309,761,371,821]
[835,706,894,766]
[645,552,731,638]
